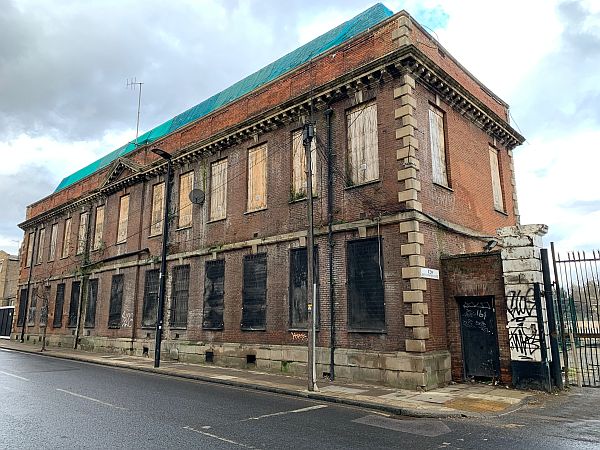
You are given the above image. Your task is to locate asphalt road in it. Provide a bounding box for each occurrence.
[0,348,598,449]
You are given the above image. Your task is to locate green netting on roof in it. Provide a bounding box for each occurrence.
[55,3,393,193]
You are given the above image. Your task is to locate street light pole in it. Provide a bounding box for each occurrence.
[303,122,318,392]
[152,148,173,368]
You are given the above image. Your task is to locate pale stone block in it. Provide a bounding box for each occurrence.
[405,314,425,327]
[393,85,414,98]
[402,266,422,279]
[403,290,423,303]
[399,94,417,108]
[394,104,414,119]
[402,72,416,88]
[412,302,428,315]
[502,258,542,273]
[400,243,421,256]
[396,36,411,47]
[384,356,413,372]
[404,157,420,170]
[501,247,540,260]
[405,339,427,353]
[406,200,422,211]
[497,224,548,238]
[395,125,415,139]
[397,167,417,181]
[407,232,425,244]
[398,189,418,202]
[401,115,418,128]
[413,326,430,340]
[503,271,544,285]
[358,226,367,238]
[402,135,419,149]
[500,235,533,247]
[410,278,427,291]
[399,220,419,233]
[397,146,415,160]
[409,255,426,267]
[397,371,427,389]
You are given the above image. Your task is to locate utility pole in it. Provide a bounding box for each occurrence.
[303,121,318,392]
[152,148,173,368]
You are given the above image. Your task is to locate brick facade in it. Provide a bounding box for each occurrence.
[14,8,524,390]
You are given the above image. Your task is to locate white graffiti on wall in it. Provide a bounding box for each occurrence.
[507,288,541,361]
[121,312,133,328]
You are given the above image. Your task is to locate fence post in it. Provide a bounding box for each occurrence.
[541,249,563,389]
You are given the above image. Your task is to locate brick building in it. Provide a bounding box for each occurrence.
[14,4,533,389]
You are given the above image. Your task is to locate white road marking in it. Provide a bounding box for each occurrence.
[56,388,127,410]
[242,404,327,421]
[183,426,255,448]
[0,370,30,381]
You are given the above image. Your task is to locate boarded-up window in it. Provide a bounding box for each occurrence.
[26,232,34,267]
[170,265,190,328]
[116,196,130,243]
[49,224,58,261]
[489,147,504,211]
[93,206,105,251]
[203,259,225,330]
[27,287,37,325]
[108,274,124,328]
[84,279,98,328]
[210,159,228,221]
[36,228,46,264]
[347,238,385,331]
[247,144,267,211]
[142,269,159,327]
[67,281,81,327]
[289,247,319,329]
[76,212,89,255]
[17,288,28,326]
[62,218,72,258]
[429,106,448,186]
[242,253,267,330]
[53,284,65,328]
[347,102,379,185]
[178,171,194,228]
[291,129,317,198]
[150,183,165,236]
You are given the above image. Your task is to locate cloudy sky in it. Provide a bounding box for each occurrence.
[1,0,598,255]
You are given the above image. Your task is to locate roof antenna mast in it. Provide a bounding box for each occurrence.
[126,77,144,147]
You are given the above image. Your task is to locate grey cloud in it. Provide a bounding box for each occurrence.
[560,199,600,214]
[511,0,600,138]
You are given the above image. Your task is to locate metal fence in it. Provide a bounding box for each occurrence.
[553,245,600,387]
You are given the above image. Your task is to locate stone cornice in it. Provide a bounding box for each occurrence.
[20,46,523,230]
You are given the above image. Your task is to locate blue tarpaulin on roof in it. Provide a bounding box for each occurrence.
[55,3,393,192]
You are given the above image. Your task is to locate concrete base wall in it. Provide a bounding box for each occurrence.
[14,333,450,390]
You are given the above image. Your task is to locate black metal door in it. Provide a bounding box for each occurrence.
[459,297,501,378]
[0,307,14,338]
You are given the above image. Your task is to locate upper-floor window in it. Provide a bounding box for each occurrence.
[428,105,449,187]
[150,182,165,236]
[116,195,130,244]
[489,146,505,211]
[36,228,46,264]
[247,144,268,211]
[76,212,89,255]
[210,159,228,221]
[49,224,58,261]
[93,205,105,251]
[61,218,72,258]
[178,171,194,228]
[347,101,379,185]
[25,232,34,267]
[291,129,316,199]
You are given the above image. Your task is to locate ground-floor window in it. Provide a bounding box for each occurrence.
[142,270,159,327]
[170,265,190,328]
[17,288,28,327]
[67,281,81,327]
[53,284,65,328]
[289,247,319,329]
[108,275,124,328]
[203,259,225,330]
[242,253,267,330]
[347,237,385,331]
[84,279,99,328]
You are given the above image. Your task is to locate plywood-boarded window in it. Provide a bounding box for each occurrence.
[210,159,228,221]
[62,218,72,258]
[150,183,165,236]
[247,144,267,211]
[26,232,34,267]
[242,253,267,330]
[347,102,379,185]
[178,171,194,228]
[36,228,46,264]
[76,212,89,255]
[203,259,225,330]
[116,195,130,244]
[429,106,449,186]
[49,224,58,261]
[93,206,104,251]
[108,274,124,328]
[489,146,504,211]
[27,287,37,325]
[289,247,319,329]
[291,129,316,198]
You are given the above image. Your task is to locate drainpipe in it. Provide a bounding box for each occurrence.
[325,108,335,380]
[20,227,37,342]
[74,208,93,349]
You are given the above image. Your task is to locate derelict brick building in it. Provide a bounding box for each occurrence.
[14,4,530,389]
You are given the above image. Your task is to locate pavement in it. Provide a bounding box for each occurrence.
[0,339,538,419]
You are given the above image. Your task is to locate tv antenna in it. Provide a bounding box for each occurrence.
[126,77,144,147]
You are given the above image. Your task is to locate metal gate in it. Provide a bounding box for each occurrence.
[552,245,600,387]
[0,306,14,338]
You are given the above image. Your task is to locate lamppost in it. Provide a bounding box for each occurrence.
[151,148,173,368]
